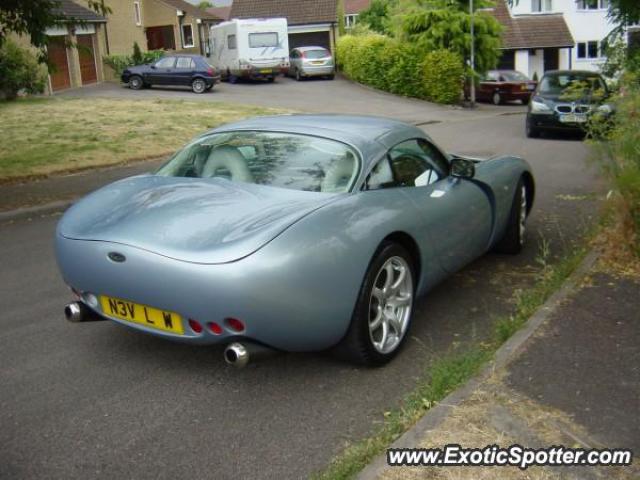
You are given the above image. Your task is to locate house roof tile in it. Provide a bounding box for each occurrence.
[345,0,371,15]
[53,0,106,23]
[489,0,574,49]
[230,0,338,26]
[206,6,232,21]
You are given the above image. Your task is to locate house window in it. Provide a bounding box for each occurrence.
[182,24,194,48]
[133,1,141,26]
[345,14,358,28]
[227,34,236,49]
[576,0,608,9]
[577,41,600,59]
[532,0,553,12]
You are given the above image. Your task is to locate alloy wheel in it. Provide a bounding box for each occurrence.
[368,256,413,354]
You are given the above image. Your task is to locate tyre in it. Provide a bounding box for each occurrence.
[129,75,143,90]
[192,78,207,94]
[494,179,528,254]
[295,69,302,81]
[327,74,335,80]
[267,76,275,83]
[525,116,540,138]
[229,74,238,84]
[336,242,415,366]
[492,91,502,105]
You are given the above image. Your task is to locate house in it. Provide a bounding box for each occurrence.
[230,0,339,52]
[22,0,109,93]
[207,6,232,22]
[345,0,371,29]
[94,0,223,57]
[490,0,575,79]
[504,0,617,74]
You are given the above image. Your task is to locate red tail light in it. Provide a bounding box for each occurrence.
[225,317,245,333]
[207,67,214,76]
[188,319,203,333]
[207,322,223,335]
[301,51,307,59]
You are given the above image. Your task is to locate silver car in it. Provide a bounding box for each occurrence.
[289,46,335,81]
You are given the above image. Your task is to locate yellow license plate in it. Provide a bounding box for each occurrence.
[311,61,324,65]
[100,296,184,335]
[259,69,271,74]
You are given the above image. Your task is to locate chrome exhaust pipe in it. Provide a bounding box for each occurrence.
[64,301,105,323]
[224,342,275,368]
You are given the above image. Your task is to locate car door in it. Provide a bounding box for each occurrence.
[370,139,492,274]
[479,71,499,101]
[175,57,195,86]
[149,56,176,85]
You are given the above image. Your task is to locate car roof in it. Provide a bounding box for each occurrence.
[542,70,603,76]
[209,114,429,164]
[294,46,330,51]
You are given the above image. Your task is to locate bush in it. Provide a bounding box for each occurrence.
[336,34,463,104]
[0,40,47,100]
[422,49,464,104]
[103,48,164,76]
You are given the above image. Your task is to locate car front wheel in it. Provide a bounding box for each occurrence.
[192,78,207,94]
[336,242,415,366]
[129,75,143,90]
[525,116,540,138]
[494,179,528,254]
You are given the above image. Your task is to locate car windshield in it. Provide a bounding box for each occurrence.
[539,73,606,97]
[156,131,360,193]
[500,71,528,82]
[304,49,330,59]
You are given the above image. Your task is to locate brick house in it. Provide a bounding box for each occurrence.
[230,0,339,53]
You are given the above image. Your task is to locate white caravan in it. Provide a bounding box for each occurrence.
[209,18,289,82]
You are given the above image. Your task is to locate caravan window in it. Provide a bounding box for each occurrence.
[227,34,237,49]
[249,32,278,48]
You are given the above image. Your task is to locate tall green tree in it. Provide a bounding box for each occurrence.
[395,0,502,74]
[358,0,398,35]
[198,1,214,9]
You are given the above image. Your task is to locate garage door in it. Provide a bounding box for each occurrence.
[47,36,71,91]
[288,31,331,52]
[77,35,97,85]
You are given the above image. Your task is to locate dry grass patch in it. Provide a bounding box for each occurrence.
[0,97,287,180]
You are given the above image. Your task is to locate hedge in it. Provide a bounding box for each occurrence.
[103,49,164,76]
[336,34,464,104]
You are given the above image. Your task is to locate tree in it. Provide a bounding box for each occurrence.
[0,39,47,100]
[198,1,214,9]
[395,0,502,74]
[358,0,398,35]
[0,0,111,55]
[608,0,640,29]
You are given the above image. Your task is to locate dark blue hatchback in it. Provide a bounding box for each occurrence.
[121,54,221,94]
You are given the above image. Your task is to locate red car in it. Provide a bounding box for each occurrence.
[473,70,537,105]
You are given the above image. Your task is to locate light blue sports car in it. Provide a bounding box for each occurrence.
[55,115,534,367]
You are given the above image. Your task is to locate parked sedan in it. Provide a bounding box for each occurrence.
[289,46,335,81]
[56,115,534,367]
[474,70,537,105]
[121,54,221,93]
[526,70,612,138]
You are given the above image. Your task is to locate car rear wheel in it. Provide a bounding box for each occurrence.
[295,69,302,81]
[129,75,143,90]
[494,179,528,254]
[492,91,502,105]
[192,78,207,94]
[327,74,335,80]
[335,242,415,366]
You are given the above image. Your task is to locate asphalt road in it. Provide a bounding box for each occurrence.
[0,78,603,479]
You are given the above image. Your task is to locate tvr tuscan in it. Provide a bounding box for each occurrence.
[55,115,534,366]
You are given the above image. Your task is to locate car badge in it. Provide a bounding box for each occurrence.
[108,252,126,263]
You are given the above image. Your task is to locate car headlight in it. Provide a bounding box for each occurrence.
[597,104,613,114]
[530,99,552,114]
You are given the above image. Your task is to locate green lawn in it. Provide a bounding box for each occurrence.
[0,97,287,180]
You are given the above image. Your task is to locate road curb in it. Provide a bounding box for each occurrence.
[0,200,73,223]
[356,249,600,480]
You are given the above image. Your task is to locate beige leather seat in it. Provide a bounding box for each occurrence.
[201,146,254,183]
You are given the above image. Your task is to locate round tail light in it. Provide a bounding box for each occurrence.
[208,322,223,335]
[188,319,203,334]
[225,317,245,333]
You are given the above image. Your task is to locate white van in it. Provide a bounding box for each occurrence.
[209,18,290,82]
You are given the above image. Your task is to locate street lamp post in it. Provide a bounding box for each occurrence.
[469,0,476,108]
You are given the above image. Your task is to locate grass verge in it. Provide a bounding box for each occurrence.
[0,97,286,181]
[312,246,588,480]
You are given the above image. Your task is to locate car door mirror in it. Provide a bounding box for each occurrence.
[450,158,475,179]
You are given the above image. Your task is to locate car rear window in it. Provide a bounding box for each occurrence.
[304,49,330,59]
[500,71,529,82]
[156,131,360,194]
[249,32,279,48]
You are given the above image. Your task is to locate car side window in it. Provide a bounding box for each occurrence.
[228,35,237,50]
[389,139,445,187]
[176,57,194,69]
[416,138,449,176]
[155,57,176,68]
[486,72,499,82]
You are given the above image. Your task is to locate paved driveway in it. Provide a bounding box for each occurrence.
[0,78,601,479]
